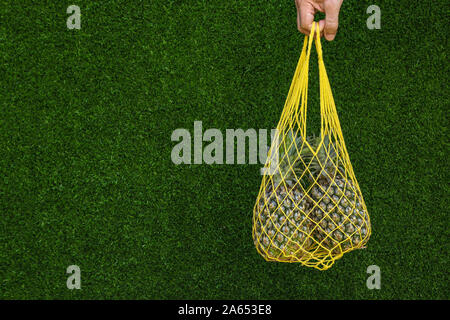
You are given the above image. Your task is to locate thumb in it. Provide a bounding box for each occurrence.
[324,1,342,41]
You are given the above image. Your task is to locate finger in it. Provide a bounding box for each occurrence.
[324,1,342,41]
[318,19,325,37]
[296,6,302,33]
[299,2,316,35]
[295,0,302,32]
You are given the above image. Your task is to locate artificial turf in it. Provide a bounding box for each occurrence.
[0,0,448,299]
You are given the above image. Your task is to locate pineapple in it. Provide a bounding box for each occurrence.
[253,129,313,261]
[253,131,370,262]
[304,135,370,254]
[253,179,312,260]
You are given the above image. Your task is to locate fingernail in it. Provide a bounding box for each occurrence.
[325,33,335,41]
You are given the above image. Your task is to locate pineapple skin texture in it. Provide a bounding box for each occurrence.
[252,136,371,271]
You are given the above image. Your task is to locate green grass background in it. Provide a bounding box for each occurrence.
[0,0,448,299]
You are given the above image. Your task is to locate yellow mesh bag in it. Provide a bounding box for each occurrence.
[252,23,371,270]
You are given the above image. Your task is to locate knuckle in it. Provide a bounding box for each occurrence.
[326,22,338,31]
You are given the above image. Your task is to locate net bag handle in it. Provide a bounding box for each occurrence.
[266,23,321,177]
[281,22,352,165]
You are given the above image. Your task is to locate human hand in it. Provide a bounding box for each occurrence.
[295,0,343,41]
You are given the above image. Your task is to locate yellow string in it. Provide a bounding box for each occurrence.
[253,22,371,270]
